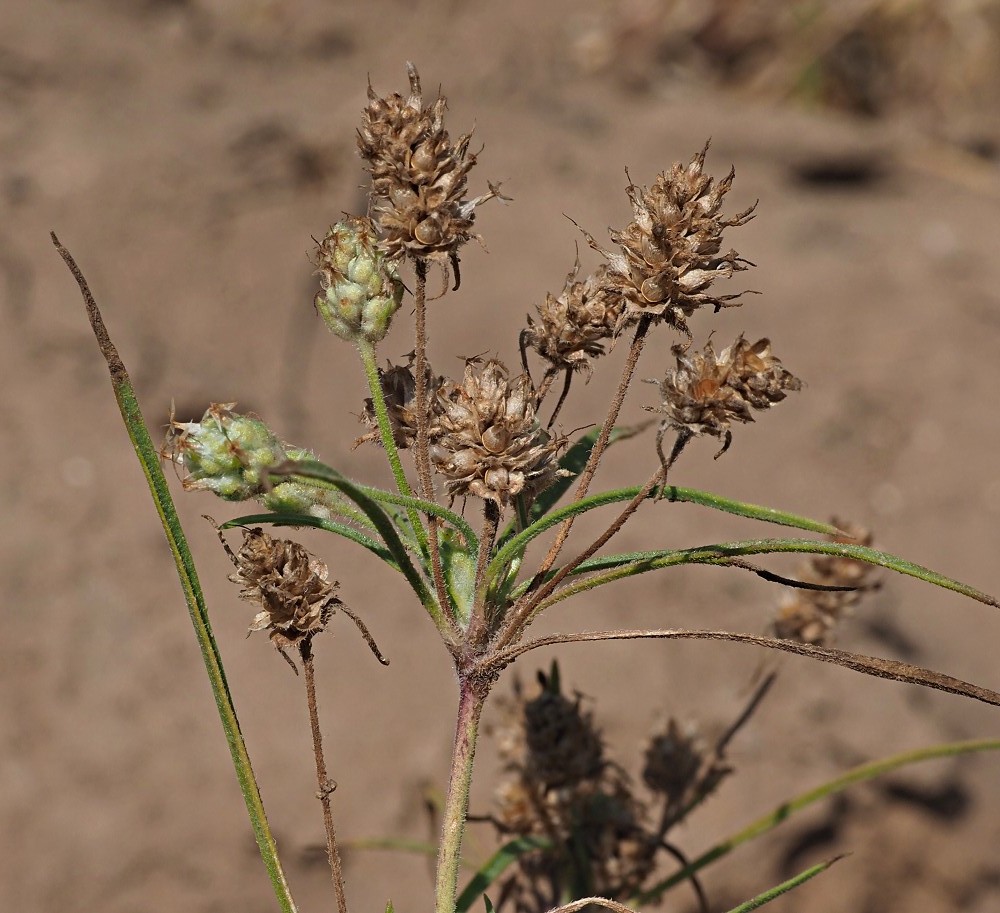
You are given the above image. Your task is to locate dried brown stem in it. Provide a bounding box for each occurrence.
[412,259,452,619]
[483,628,1000,707]
[299,638,349,913]
[658,840,710,913]
[533,365,559,406]
[524,318,650,597]
[470,501,501,644]
[546,369,573,429]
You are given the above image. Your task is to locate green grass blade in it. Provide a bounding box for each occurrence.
[722,856,842,912]
[268,460,451,636]
[661,486,841,536]
[221,512,397,567]
[537,538,999,611]
[55,235,299,913]
[456,836,552,913]
[637,738,1000,904]
[280,458,478,554]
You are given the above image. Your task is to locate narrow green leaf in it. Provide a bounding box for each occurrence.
[661,485,842,536]
[280,457,478,554]
[55,236,299,913]
[636,738,1000,904]
[536,538,999,611]
[722,856,842,912]
[221,512,397,567]
[455,836,552,913]
[267,461,450,636]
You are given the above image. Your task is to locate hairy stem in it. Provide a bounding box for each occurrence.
[435,680,487,913]
[299,638,349,913]
[412,261,453,619]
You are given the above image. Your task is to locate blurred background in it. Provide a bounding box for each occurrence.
[3,1,1000,911]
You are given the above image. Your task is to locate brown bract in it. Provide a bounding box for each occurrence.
[356,355,443,449]
[583,142,756,333]
[358,63,499,266]
[430,359,567,506]
[523,261,623,377]
[651,335,801,443]
[228,528,341,649]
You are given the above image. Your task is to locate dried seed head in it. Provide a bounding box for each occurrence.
[642,719,706,801]
[524,261,623,376]
[522,670,604,788]
[356,355,444,449]
[358,63,499,266]
[164,403,305,501]
[773,519,878,645]
[314,217,403,344]
[585,142,755,333]
[432,359,567,506]
[650,335,801,444]
[227,528,340,648]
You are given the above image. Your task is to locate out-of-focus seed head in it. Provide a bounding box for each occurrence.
[522,667,604,789]
[642,719,706,801]
[431,359,567,506]
[650,335,801,444]
[584,142,755,333]
[358,63,499,266]
[227,528,340,648]
[356,355,444,449]
[773,519,878,645]
[164,403,295,500]
[524,261,623,377]
[314,217,403,344]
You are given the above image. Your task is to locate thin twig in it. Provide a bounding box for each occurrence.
[299,638,349,913]
[524,318,650,596]
[534,365,559,406]
[546,369,573,429]
[412,259,452,619]
[656,841,710,913]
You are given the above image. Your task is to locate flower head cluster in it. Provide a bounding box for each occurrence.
[430,359,566,506]
[773,520,879,645]
[358,63,498,265]
[164,403,308,501]
[523,261,622,377]
[650,335,801,449]
[313,217,403,344]
[226,527,341,648]
[586,142,755,333]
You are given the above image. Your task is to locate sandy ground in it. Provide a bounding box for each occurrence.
[3,2,1000,912]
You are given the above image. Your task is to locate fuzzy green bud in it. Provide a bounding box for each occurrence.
[166,403,297,501]
[314,217,403,344]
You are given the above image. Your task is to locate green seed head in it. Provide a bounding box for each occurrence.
[166,403,292,500]
[314,217,403,344]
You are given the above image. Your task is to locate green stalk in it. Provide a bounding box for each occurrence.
[357,338,429,554]
[54,236,298,913]
[435,681,487,913]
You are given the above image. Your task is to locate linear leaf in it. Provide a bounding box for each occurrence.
[55,236,299,913]
[456,837,552,913]
[221,512,397,567]
[722,856,842,912]
[637,738,1000,904]
[536,538,999,611]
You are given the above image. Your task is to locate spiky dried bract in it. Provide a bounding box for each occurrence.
[229,527,340,648]
[586,142,755,332]
[358,63,497,265]
[314,217,403,344]
[165,403,304,500]
[431,359,567,506]
[492,670,658,910]
[524,262,623,376]
[651,335,801,443]
[356,356,443,449]
[773,519,878,645]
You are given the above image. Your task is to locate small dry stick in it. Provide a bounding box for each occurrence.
[299,637,349,913]
[411,259,452,619]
